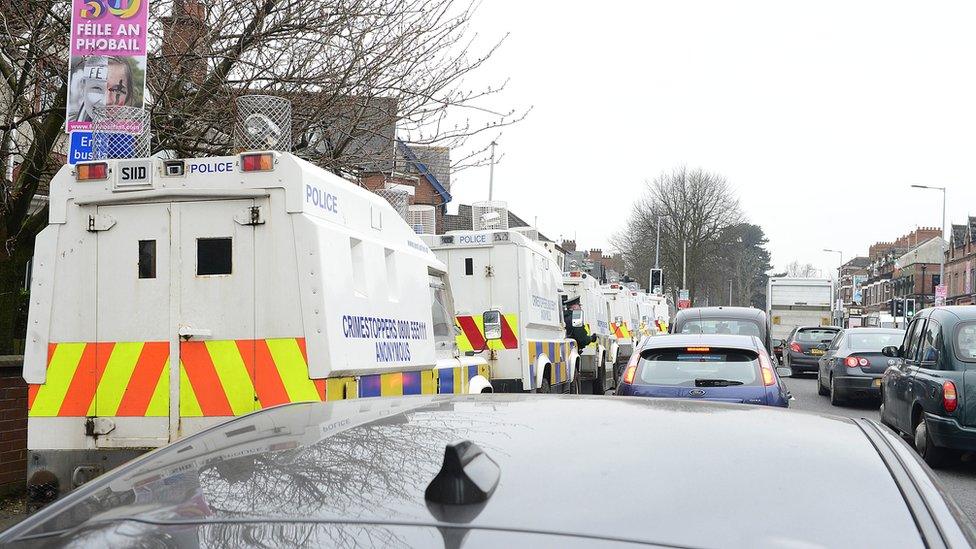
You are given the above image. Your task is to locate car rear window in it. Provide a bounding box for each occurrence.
[637,348,761,386]
[678,320,761,337]
[795,328,838,342]
[956,322,976,362]
[847,332,904,351]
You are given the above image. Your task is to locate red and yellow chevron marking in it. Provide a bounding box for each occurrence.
[455,314,519,352]
[610,322,632,340]
[30,339,491,417]
[28,342,170,417]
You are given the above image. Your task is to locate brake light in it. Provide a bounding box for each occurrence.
[240,152,275,172]
[844,356,870,368]
[759,352,776,386]
[622,364,637,384]
[76,162,108,181]
[569,271,581,278]
[943,381,958,413]
[686,347,710,352]
[789,342,801,353]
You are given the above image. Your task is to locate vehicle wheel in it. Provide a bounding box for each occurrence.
[569,365,581,394]
[591,364,605,395]
[914,418,950,468]
[829,376,844,406]
[537,375,551,395]
[817,370,829,396]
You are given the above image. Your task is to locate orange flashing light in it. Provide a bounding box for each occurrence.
[241,152,275,172]
[76,162,108,181]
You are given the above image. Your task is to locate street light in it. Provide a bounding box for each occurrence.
[910,184,946,297]
[824,248,843,320]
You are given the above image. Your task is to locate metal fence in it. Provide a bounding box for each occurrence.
[235,95,292,152]
[91,105,151,160]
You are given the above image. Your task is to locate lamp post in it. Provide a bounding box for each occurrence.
[910,185,946,297]
[824,248,843,322]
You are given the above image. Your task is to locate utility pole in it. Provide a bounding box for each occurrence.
[654,216,662,269]
[729,279,733,306]
[488,140,497,201]
[682,239,687,290]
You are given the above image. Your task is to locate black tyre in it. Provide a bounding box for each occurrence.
[537,374,551,394]
[817,370,829,396]
[914,418,951,468]
[591,365,605,395]
[569,365,581,394]
[829,376,844,406]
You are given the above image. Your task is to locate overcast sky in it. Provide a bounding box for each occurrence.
[449,1,976,277]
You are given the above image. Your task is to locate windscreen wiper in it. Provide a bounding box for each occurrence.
[694,378,743,387]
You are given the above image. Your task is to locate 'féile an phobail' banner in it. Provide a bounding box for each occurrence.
[66,0,149,133]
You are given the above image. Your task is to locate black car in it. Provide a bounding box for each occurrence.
[783,325,841,374]
[881,306,976,468]
[816,327,905,405]
[671,306,774,353]
[3,395,974,547]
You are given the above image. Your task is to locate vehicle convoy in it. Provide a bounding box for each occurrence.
[766,277,833,345]
[881,306,976,468]
[817,327,904,405]
[20,152,490,503]
[672,306,774,353]
[782,325,841,375]
[423,229,579,394]
[562,271,615,394]
[617,334,793,407]
[603,283,639,378]
[636,292,670,337]
[3,395,974,548]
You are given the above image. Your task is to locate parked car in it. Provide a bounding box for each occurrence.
[881,306,976,468]
[2,395,974,548]
[617,334,792,406]
[672,306,774,354]
[782,325,841,375]
[816,327,905,406]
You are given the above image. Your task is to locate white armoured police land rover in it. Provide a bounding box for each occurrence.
[425,229,580,394]
[21,152,490,504]
[563,271,615,394]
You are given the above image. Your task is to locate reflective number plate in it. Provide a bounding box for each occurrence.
[810,348,824,356]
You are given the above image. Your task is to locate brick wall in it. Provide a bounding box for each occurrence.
[0,358,26,496]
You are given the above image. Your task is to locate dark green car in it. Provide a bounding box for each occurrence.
[880,306,976,468]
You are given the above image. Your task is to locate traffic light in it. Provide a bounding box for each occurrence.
[905,298,916,318]
[649,269,663,293]
[891,298,904,317]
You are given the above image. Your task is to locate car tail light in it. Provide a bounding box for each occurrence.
[943,381,958,413]
[622,365,637,385]
[844,356,870,367]
[789,342,801,353]
[76,162,108,181]
[240,152,275,172]
[758,352,776,386]
[686,347,710,352]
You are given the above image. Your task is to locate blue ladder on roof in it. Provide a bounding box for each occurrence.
[396,139,452,204]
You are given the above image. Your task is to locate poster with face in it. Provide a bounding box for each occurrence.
[66,0,149,133]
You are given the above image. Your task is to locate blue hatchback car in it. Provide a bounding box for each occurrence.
[617,334,793,407]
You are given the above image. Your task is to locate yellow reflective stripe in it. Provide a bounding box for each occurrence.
[326,377,358,401]
[421,370,437,394]
[267,338,319,403]
[179,362,203,417]
[206,340,255,415]
[30,343,86,417]
[381,372,404,396]
[145,359,169,416]
[95,342,143,416]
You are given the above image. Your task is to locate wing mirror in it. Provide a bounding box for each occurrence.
[815,343,828,350]
[772,339,784,347]
[882,345,901,358]
[776,366,792,378]
[571,309,584,328]
[483,310,502,341]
